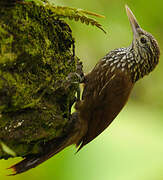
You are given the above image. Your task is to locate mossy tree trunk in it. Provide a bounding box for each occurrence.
[0,1,81,159]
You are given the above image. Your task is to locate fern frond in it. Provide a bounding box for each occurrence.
[48,6,106,33]
[77,9,105,18]
[23,0,106,33]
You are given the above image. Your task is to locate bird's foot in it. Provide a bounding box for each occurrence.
[76,60,85,83]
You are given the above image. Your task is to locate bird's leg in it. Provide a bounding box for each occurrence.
[61,59,84,115]
[76,60,85,83]
[65,59,85,97]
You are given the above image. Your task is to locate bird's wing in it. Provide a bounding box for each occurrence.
[78,70,133,150]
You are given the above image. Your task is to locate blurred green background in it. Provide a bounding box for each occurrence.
[1,0,163,179]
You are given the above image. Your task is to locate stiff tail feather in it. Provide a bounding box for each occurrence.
[7,134,75,175]
[7,112,82,175]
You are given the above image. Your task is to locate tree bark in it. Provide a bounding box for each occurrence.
[0,1,81,159]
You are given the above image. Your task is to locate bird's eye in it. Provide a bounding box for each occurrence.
[140,37,147,44]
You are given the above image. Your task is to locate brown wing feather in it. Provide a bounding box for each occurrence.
[8,136,69,175]
[77,67,133,149]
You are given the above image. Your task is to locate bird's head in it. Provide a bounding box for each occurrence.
[125,5,160,78]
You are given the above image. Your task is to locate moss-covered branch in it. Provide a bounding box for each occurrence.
[0,1,82,159]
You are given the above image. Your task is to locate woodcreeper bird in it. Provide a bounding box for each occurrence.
[9,5,160,175]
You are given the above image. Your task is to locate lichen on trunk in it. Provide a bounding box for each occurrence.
[0,1,81,159]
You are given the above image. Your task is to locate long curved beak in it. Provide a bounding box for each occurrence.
[125,5,140,38]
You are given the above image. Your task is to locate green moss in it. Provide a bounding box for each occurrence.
[0,1,81,158]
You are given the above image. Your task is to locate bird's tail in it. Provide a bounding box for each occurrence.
[8,113,80,175]
[8,136,71,175]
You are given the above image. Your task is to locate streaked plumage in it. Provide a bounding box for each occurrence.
[75,5,160,150]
